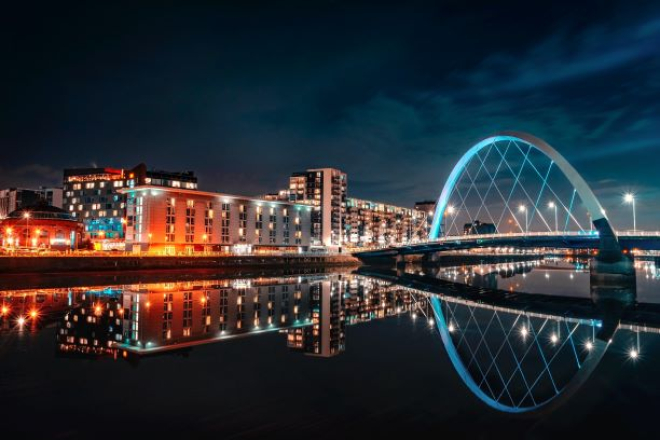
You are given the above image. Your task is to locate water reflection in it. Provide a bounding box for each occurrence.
[2,257,660,417]
[0,274,413,361]
[360,256,660,414]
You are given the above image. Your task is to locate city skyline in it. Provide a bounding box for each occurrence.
[3,1,660,229]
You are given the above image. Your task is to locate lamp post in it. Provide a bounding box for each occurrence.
[445,205,455,236]
[24,212,30,249]
[518,205,528,234]
[548,201,558,232]
[624,193,636,233]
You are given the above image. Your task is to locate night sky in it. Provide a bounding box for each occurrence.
[3,1,660,228]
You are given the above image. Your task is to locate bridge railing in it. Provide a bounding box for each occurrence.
[354,230,660,252]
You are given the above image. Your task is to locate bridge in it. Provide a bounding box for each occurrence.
[354,131,660,264]
[355,230,660,260]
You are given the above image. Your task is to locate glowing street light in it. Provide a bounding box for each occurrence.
[518,205,528,234]
[548,201,558,232]
[624,193,636,232]
[24,211,30,248]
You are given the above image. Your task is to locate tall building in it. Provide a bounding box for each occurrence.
[62,164,197,247]
[345,197,426,247]
[288,168,347,247]
[39,187,63,209]
[120,185,312,254]
[0,187,62,219]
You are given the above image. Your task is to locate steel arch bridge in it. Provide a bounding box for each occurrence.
[429,132,612,241]
[353,131,660,262]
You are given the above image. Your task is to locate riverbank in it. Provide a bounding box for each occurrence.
[0,254,361,275]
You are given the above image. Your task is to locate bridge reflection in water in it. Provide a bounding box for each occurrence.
[359,257,659,414]
[1,259,658,415]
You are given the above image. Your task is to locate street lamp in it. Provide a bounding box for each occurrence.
[23,212,30,248]
[548,201,558,232]
[445,205,456,236]
[624,193,636,233]
[518,205,528,234]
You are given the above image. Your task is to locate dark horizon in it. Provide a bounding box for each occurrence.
[3,1,660,228]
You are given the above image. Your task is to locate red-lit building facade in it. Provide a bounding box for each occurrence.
[0,202,84,250]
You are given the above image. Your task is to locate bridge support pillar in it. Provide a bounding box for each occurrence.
[421,252,439,265]
[590,261,636,341]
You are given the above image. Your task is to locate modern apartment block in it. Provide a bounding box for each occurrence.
[0,187,63,219]
[288,168,347,247]
[345,197,427,247]
[62,163,197,247]
[120,185,312,254]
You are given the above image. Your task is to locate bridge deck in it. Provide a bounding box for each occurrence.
[354,231,660,259]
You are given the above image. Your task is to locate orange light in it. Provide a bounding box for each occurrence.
[201,297,206,304]
[1,306,8,315]
[94,305,102,314]
[146,301,151,308]
[29,310,38,319]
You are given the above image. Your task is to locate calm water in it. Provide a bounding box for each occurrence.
[1,258,659,438]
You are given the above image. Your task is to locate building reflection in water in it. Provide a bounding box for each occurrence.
[36,275,413,360]
[3,258,660,414]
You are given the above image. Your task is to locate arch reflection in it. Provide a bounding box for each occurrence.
[361,256,646,414]
[430,296,607,413]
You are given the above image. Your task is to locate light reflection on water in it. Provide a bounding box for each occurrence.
[1,257,660,436]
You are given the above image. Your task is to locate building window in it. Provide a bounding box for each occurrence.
[165,197,176,242]
[183,291,193,334]
[221,203,231,244]
[185,200,195,243]
[204,201,213,242]
[239,204,247,243]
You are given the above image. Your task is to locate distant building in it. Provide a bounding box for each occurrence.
[0,201,84,250]
[414,200,436,239]
[271,168,429,247]
[345,197,426,247]
[463,220,497,235]
[288,168,347,246]
[39,187,63,209]
[120,185,312,254]
[0,187,62,219]
[62,163,197,248]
